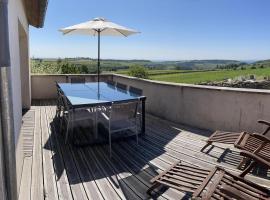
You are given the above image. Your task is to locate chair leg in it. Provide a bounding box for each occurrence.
[239,161,256,177]
[201,141,212,152]
[55,109,59,118]
[65,120,70,144]
[95,107,98,139]
[60,116,63,132]
[55,100,59,117]
[136,122,138,144]
[238,157,249,169]
[109,130,112,158]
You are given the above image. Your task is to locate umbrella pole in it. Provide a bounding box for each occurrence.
[97,30,100,83]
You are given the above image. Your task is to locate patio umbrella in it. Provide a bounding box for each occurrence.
[59,17,140,83]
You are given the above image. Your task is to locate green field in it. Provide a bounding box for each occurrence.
[149,68,270,84]
[116,69,187,76]
[31,58,270,85]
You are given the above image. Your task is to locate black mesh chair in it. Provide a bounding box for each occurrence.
[70,77,86,84]
[129,86,143,96]
[107,80,116,86]
[116,82,127,90]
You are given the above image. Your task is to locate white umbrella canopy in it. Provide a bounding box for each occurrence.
[60,17,140,36]
[59,17,140,83]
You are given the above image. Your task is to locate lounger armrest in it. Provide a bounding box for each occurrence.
[258,120,270,135]
[251,133,270,143]
[258,120,270,126]
[240,151,270,168]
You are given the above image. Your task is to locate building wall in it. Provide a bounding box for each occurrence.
[19,23,31,109]
[8,0,29,194]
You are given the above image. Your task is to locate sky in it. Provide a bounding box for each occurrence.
[30,0,270,61]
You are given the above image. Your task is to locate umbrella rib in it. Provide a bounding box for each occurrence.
[114,29,128,37]
[93,28,107,36]
[63,29,76,35]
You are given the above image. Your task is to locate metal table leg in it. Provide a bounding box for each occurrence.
[94,107,98,139]
[142,99,145,135]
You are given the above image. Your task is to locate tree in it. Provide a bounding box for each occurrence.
[61,63,79,74]
[80,65,89,74]
[240,66,246,70]
[128,65,149,79]
[57,58,62,64]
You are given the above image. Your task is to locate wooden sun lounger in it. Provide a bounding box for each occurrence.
[201,119,270,153]
[147,154,270,199]
[201,120,270,170]
[201,131,270,170]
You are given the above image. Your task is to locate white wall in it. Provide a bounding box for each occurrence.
[8,0,29,194]
[113,75,270,135]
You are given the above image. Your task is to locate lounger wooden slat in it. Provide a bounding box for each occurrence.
[176,164,211,172]
[214,189,232,200]
[200,170,225,200]
[170,167,208,178]
[155,179,195,193]
[165,172,203,183]
[166,170,205,182]
[150,161,179,183]
[171,168,208,178]
[162,174,203,186]
[212,133,241,139]
[147,161,270,199]
[160,175,199,189]
[174,165,210,175]
[218,185,262,200]
[221,178,266,199]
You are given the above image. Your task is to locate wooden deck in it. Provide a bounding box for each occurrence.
[18,100,270,200]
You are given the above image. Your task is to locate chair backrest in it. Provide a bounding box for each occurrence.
[129,86,143,96]
[70,77,86,84]
[116,82,127,90]
[110,100,139,122]
[56,86,62,96]
[235,132,270,161]
[107,80,116,86]
[60,93,70,111]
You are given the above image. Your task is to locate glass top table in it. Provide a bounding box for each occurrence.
[57,82,146,135]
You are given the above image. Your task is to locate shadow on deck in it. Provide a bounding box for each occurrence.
[18,100,270,200]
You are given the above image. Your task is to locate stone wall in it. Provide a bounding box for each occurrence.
[201,80,270,89]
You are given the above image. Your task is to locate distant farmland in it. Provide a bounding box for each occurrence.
[147,68,270,84]
[31,58,270,84]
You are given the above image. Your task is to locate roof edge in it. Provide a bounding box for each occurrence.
[24,0,48,28]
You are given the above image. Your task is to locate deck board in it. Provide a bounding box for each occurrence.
[19,100,270,200]
[30,104,44,200]
[40,105,59,200]
[47,104,88,200]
